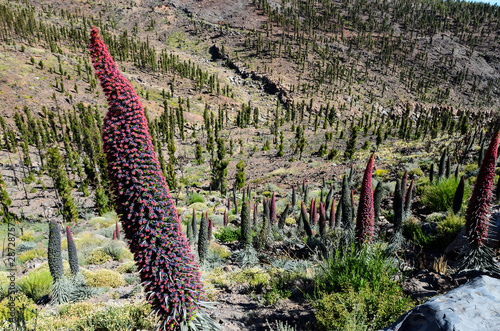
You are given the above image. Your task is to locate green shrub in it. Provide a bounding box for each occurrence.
[315,284,413,331]
[0,293,38,322]
[16,241,37,253]
[17,268,53,302]
[86,248,112,265]
[420,177,470,212]
[116,261,137,274]
[71,302,156,331]
[408,167,424,177]
[102,241,125,261]
[83,269,125,288]
[19,247,47,263]
[403,218,433,247]
[0,272,9,300]
[214,227,240,243]
[312,244,414,330]
[90,216,116,229]
[19,230,36,242]
[75,232,104,250]
[188,192,205,204]
[436,213,465,247]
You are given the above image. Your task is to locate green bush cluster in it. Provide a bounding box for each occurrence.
[0,293,38,322]
[420,177,470,212]
[18,247,47,263]
[188,192,205,204]
[70,302,156,331]
[312,244,414,330]
[214,227,240,243]
[83,269,125,288]
[116,261,137,274]
[17,268,53,302]
[85,248,112,265]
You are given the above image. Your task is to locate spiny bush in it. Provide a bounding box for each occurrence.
[17,268,53,302]
[70,302,157,331]
[437,214,466,245]
[188,192,205,204]
[214,226,240,243]
[420,176,470,212]
[117,261,138,274]
[85,248,112,265]
[312,244,413,330]
[83,269,126,288]
[102,241,125,261]
[90,27,213,330]
[16,241,37,253]
[18,247,46,263]
[0,293,38,322]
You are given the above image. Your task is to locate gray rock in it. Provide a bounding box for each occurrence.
[384,275,500,331]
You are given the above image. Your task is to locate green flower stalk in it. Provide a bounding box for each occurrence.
[66,226,79,276]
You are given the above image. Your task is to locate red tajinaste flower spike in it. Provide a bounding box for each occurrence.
[89,27,205,330]
[465,130,500,247]
[355,153,375,244]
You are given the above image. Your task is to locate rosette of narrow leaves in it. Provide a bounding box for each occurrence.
[241,201,252,248]
[355,154,375,245]
[461,130,500,272]
[89,27,213,330]
[66,226,79,276]
[453,176,466,214]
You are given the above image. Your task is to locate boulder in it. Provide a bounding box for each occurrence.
[384,275,500,331]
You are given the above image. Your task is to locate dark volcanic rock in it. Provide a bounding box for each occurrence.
[384,275,500,331]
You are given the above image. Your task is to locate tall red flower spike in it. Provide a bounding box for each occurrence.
[465,130,499,247]
[89,27,205,330]
[355,153,375,244]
